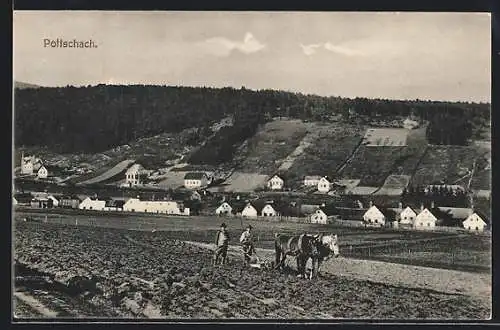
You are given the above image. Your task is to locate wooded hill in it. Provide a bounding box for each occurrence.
[14,84,490,154]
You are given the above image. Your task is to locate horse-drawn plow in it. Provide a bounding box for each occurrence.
[14,221,490,319]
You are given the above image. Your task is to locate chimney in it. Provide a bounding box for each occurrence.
[420,203,424,211]
[369,201,373,208]
[431,201,435,209]
[398,201,403,210]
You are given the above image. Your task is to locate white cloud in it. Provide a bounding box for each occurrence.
[324,42,365,56]
[300,42,366,57]
[300,43,322,56]
[201,32,266,57]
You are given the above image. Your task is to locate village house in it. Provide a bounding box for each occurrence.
[30,195,59,209]
[241,203,259,218]
[261,203,279,217]
[463,212,487,232]
[14,193,33,205]
[215,202,233,216]
[317,177,333,193]
[184,172,210,189]
[303,176,322,187]
[399,206,417,227]
[79,197,107,211]
[122,198,190,215]
[103,199,127,212]
[267,175,284,190]
[59,195,85,209]
[414,207,437,229]
[20,153,41,175]
[190,191,202,201]
[125,164,150,187]
[310,204,338,224]
[37,165,49,179]
[363,204,385,227]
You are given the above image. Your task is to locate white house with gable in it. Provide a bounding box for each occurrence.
[125,164,149,187]
[215,202,233,216]
[399,206,417,226]
[261,204,279,217]
[241,203,258,218]
[37,165,48,179]
[304,176,321,187]
[267,175,284,190]
[414,208,437,229]
[363,205,385,227]
[184,172,210,189]
[463,213,487,232]
[79,197,106,211]
[317,177,332,193]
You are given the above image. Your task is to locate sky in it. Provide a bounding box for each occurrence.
[13,11,491,102]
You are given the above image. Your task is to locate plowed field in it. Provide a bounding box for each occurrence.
[14,222,490,320]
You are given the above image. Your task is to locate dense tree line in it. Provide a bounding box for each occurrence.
[15,85,490,153]
[402,185,469,208]
[426,106,473,145]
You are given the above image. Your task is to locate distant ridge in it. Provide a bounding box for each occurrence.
[14,81,42,89]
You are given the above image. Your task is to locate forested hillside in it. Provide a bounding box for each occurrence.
[14,84,490,153]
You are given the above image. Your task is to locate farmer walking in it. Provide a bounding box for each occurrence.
[213,223,230,266]
[240,225,255,266]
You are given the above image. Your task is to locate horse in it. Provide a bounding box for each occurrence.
[274,233,340,279]
[306,233,340,279]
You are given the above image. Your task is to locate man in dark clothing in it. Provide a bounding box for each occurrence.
[213,223,230,266]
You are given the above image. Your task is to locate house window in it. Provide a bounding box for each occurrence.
[476,227,479,231]
[90,207,93,210]
[420,223,423,226]
[427,223,430,227]
[375,219,378,223]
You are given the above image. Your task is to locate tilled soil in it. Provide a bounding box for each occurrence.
[13,222,491,319]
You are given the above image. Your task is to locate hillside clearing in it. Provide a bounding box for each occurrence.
[236,120,308,175]
[363,128,409,147]
[77,160,136,185]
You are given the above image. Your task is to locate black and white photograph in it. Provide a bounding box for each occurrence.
[12,11,491,320]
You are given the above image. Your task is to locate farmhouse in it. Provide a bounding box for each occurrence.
[310,205,338,224]
[304,176,321,187]
[399,206,417,227]
[184,172,210,189]
[79,197,107,211]
[30,195,58,209]
[267,175,284,190]
[363,204,385,227]
[20,153,43,175]
[261,203,279,217]
[37,165,49,179]
[317,177,333,193]
[125,164,149,187]
[59,195,85,209]
[414,208,437,229]
[241,203,259,218]
[104,199,126,212]
[123,198,190,215]
[463,212,487,232]
[215,202,233,216]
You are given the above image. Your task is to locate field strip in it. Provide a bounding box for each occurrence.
[77,159,135,185]
[335,139,364,174]
[277,133,314,171]
[14,291,59,317]
[183,241,491,303]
